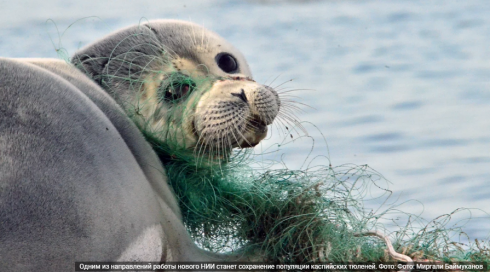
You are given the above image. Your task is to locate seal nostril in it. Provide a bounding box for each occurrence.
[231,89,248,104]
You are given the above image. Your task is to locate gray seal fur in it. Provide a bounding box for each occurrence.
[0,19,279,271]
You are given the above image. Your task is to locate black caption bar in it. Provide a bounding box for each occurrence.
[76,262,488,271]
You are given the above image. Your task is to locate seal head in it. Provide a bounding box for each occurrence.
[72,20,280,158]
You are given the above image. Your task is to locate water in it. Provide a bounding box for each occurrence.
[1,0,489,239]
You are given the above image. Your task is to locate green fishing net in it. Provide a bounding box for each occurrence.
[67,26,490,267]
[147,132,490,265]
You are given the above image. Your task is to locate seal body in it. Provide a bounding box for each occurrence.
[0,20,280,271]
[1,58,189,270]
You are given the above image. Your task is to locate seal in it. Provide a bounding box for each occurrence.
[0,19,279,271]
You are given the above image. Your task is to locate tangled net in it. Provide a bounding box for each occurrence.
[66,22,490,267]
[145,132,490,265]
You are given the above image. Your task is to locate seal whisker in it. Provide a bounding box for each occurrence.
[277,98,311,111]
[270,78,293,90]
[276,113,307,136]
[193,129,208,164]
[276,88,314,94]
[278,104,303,119]
[278,103,307,114]
[262,74,278,87]
[273,118,290,136]
[263,73,284,87]
[200,25,209,51]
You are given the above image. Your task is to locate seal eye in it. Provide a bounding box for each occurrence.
[159,74,196,104]
[216,53,238,73]
[164,83,191,102]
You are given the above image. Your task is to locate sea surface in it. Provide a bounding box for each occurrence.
[1,0,489,239]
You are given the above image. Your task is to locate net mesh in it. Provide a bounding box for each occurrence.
[64,22,490,265]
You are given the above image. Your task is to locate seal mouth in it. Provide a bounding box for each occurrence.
[238,115,268,148]
[249,115,268,134]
